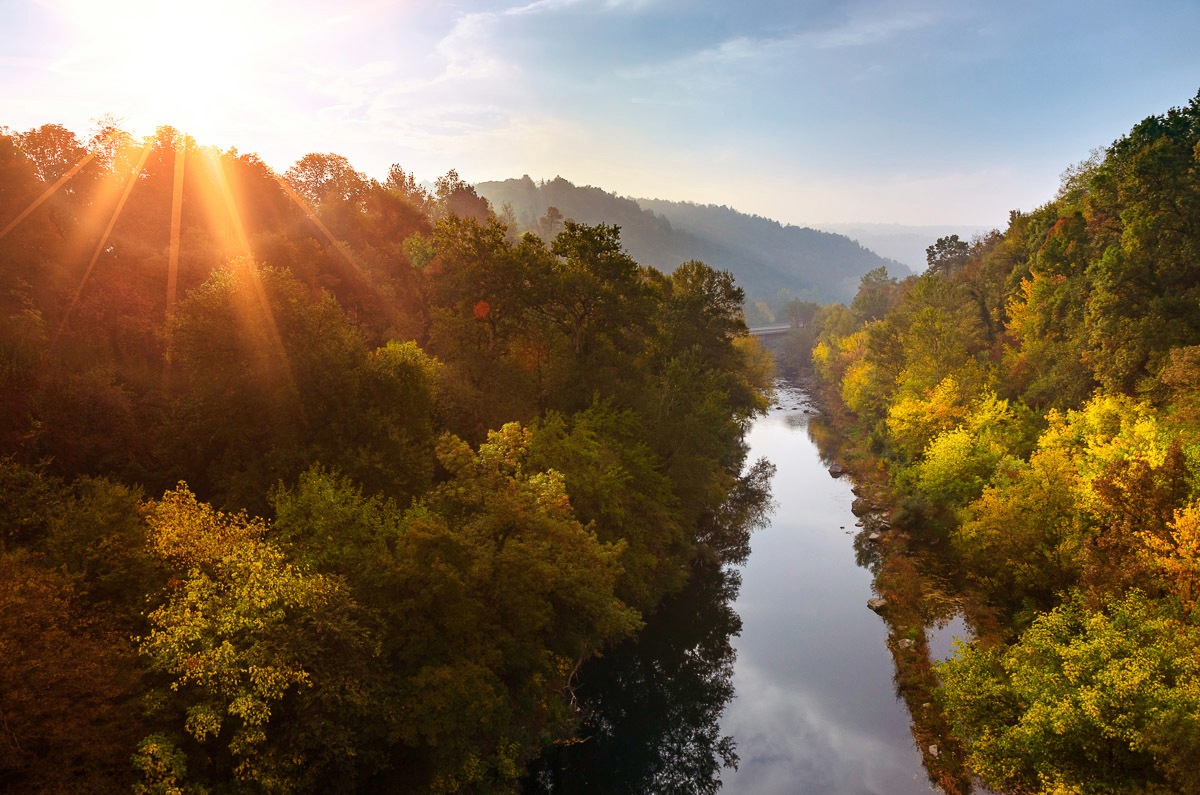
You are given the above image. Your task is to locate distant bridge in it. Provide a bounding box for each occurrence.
[747,324,795,338]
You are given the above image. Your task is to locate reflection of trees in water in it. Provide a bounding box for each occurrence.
[803,389,976,793]
[522,563,743,795]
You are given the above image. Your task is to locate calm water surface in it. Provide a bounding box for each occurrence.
[719,384,933,794]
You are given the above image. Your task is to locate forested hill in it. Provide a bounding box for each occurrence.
[637,197,914,294]
[792,89,1200,794]
[475,175,907,309]
[0,124,773,792]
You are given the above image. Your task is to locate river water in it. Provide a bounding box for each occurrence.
[523,382,937,793]
[718,383,933,794]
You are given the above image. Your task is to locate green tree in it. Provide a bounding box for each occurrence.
[433,169,491,223]
[166,263,438,510]
[850,266,898,322]
[389,425,640,790]
[925,234,970,276]
[954,448,1085,613]
[939,592,1200,794]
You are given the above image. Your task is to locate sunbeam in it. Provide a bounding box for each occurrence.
[204,154,302,417]
[228,256,305,425]
[274,174,367,277]
[166,136,186,324]
[0,149,99,240]
[54,141,154,343]
[206,150,252,257]
[160,137,187,390]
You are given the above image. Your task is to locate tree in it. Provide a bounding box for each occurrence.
[383,163,430,211]
[939,592,1200,794]
[0,551,145,793]
[166,263,438,511]
[14,123,94,186]
[954,448,1084,612]
[536,206,564,241]
[541,221,646,359]
[850,266,898,322]
[528,404,687,611]
[285,152,370,208]
[1082,97,1200,396]
[139,485,380,792]
[433,169,491,223]
[781,299,820,328]
[925,234,970,276]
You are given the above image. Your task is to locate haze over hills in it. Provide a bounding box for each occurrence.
[816,222,994,273]
[475,176,910,313]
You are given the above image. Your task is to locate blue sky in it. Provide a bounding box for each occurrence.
[2,0,1198,228]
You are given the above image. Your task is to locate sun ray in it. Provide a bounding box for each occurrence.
[160,137,187,390]
[201,153,302,419]
[206,150,252,257]
[273,175,368,277]
[166,137,186,324]
[229,255,306,426]
[0,150,99,240]
[53,141,154,343]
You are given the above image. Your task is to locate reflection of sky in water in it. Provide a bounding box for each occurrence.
[721,387,934,794]
[927,614,971,664]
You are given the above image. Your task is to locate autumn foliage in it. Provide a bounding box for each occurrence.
[805,90,1200,792]
[0,121,772,792]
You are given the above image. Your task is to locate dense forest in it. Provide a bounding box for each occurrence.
[474,176,906,314]
[0,123,774,792]
[788,90,1200,793]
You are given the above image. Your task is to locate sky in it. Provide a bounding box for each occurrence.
[2,0,1199,229]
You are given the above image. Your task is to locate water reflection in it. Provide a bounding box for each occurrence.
[718,386,931,793]
[524,383,939,793]
[522,563,743,794]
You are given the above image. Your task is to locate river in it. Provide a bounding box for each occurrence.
[718,383,933,794]
[523,381,939,793]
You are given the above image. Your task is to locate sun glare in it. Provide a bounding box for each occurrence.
[48,0,293,143]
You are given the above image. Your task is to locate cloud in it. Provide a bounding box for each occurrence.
[720,657,924,795]
[503,0,587,17]
[435,11,518,83]
[503,0,653,15]
[806,6,942,49]
[617,1,954,84]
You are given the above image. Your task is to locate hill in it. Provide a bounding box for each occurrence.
[475,176,908,311]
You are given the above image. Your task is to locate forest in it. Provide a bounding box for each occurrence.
[0,123,774,792]
[474,175,904,314]
[786,90,1200,793]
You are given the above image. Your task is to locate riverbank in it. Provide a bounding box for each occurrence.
[800,372,979,795]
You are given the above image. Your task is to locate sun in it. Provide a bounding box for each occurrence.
[46,0,294,143]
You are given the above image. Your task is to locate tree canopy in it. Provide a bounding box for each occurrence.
[0,119,772,792]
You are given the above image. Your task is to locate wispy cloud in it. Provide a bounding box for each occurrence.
[503,0,653,15]
[618,2,951,83]
[503,0,586,17]
[807,6,942,48]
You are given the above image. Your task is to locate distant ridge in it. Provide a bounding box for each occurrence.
[816,222,993,272]
[475,176,909,307]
